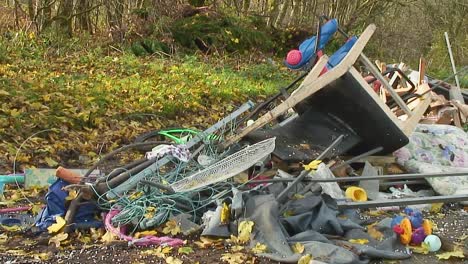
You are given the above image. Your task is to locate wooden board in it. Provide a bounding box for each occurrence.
[402,84,432,135]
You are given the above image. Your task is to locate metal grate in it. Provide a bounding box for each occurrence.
[171,137,276,192]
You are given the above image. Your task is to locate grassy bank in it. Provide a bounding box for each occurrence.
[0,34,292,172]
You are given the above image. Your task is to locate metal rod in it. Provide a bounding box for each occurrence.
[330,146,384,171]
[276,135,345,203]
[378,180,427,187]
[337,194,468,209]
[444,32,464,101]
[248,171,468,184]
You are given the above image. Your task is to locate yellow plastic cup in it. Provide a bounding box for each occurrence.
[345,186,368,202]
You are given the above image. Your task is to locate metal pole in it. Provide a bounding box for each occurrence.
[248,171,468,184]
[337,194,468,209]
[330,146,384,171]
[444,32,464,101]
[276,135,344,203]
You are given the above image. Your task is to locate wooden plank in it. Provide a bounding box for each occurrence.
[418,57,426,85]
[221,24,377,148]
[388,62,405,88]
[402,84,432,135]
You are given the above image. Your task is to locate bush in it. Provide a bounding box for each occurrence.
[170,13,274,53]
[131,39,170,56]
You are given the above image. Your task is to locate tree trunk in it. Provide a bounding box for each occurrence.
[242,0,250,14]
[267,0,280,27]
[56,0,74,37]
[27,0,35,22]
[275,0,290,27]
[41,0,53,31]
[77,0,92,33]
[106,0,125,42]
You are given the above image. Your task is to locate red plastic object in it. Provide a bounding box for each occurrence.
[286,49,302,65]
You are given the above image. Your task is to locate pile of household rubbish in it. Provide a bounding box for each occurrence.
[2,18,468,263]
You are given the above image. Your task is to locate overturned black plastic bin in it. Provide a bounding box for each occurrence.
[245,71,409,163]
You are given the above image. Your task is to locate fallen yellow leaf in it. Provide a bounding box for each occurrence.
[165,256,183,264]
[220,202,230,224]
[367,223,384,241]
[32,252,50,261]
[238,220,254,244]
[348,239,369,245]
[298,254,312,264]
[44,157,58,167]
[142,246,172,258]
[0,233,8,244]
[221,252,246,264]
[1,225,22,232]
[47,216,66,233]
[430,203,443,213]
[194,236,223,248]
[90,228,103,240]
[49,232,68,247]
[436,250,465,260]
[77,233,92,244]
[251,242,267,254]
[65,189,78,201]
[292,242,305,253]
[134,230,158,238]
[101,230,118,243]
[231,245,244,252]
[31,204,43,215]
[162,220,181,235]
[408,242,430,254]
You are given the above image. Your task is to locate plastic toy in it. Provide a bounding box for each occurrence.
[392,207,434,245]
[424,234,442,252]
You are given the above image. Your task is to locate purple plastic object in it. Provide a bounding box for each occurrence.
[411,227,427,245]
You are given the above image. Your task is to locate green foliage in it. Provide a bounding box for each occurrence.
[0,36,290,171]
[131,39,170,56]
[170,13,274,53]
[0,41,10,64]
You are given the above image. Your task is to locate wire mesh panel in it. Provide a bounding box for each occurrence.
[171,137,276,192]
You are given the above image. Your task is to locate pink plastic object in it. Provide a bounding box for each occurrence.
[286,49,302,65]
[104,209,184,247]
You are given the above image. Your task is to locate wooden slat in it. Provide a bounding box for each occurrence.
[402,84,432,135]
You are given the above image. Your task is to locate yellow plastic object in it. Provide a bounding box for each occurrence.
[399,217,413,245]
[345,186,368,202]
[422,219,432,235]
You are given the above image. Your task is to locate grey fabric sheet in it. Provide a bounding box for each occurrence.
[239,192,411,264]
